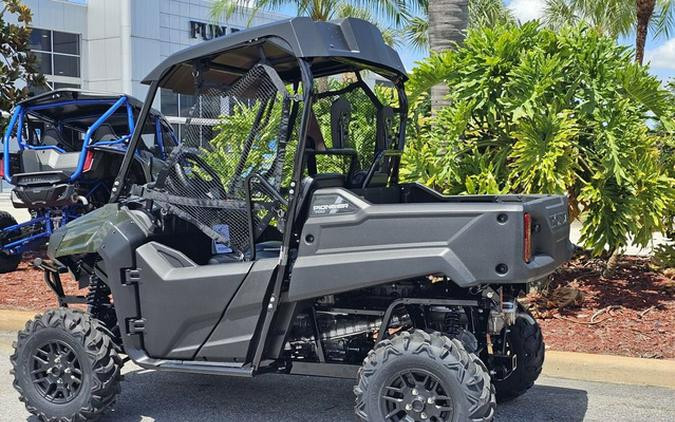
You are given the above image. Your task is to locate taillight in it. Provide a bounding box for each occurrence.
[523,213,532,263]
[83,151,95,172]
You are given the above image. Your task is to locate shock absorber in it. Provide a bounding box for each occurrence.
[86,274,119,341]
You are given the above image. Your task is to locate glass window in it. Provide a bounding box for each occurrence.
[29,28,51,51]
[161,89,178,116]
[32,52,52,75]
[179,94,196,117]
[53,82,81,90]
[52,31,79,55]
[53,54,80,77]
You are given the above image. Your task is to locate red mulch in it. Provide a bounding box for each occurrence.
[0,256,673,359]
[527,255,675,359]
[0,262,83,311]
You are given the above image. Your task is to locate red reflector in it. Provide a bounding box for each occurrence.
[83,151,95,172]
[523,213,532,263]
[0,159,4,178]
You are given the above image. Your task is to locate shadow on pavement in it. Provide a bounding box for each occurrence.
[496,384,588,421]
[25,369,590,422]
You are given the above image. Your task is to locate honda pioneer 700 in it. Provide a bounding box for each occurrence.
[11,18,572,422]
[0,90,176,272]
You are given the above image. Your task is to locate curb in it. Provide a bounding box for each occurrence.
[0,309,37,332]
[1,309,673,389]
[542,350,675,389]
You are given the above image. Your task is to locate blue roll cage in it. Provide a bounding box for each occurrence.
[0,96,174,255]
[2,96,170,184]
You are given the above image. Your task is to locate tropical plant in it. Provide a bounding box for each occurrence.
[543,0,675,64]
[402,22,675,270]
[0,0,45,128]
[403,0,513,112]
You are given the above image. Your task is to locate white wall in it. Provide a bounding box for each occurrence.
[19,0,287,105]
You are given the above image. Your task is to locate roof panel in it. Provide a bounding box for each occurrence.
[143,17,407,89]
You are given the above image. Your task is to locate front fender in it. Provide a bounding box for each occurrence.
[48,203,129,259]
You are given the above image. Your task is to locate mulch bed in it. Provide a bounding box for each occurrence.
[0,256,673,359]
[0,262,82,311]
[525,254,674,359]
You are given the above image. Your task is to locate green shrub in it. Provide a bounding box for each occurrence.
[652,243,675,270]
[403,22,675,256]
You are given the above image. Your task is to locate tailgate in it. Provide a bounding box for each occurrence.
[522,195,573,278]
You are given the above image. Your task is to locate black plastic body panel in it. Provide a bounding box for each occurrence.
[12,176,77,209]
[135,242,253,360]
[95,213,151,355]
[288,188,572,301]
[196,259,277,362]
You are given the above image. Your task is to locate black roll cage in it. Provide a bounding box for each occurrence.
[109,53,408,372]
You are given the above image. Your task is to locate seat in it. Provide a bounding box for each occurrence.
[19,149,80,176]
[93,125,119,142]
[41,127,65,147]
[207,240,282,265]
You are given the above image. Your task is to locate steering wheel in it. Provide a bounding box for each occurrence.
[164,149,228,200]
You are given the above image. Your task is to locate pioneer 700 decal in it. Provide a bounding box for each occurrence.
[310,194,358,216]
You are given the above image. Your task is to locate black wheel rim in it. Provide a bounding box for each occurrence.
[380,369,454,422]
[30,340,83,403]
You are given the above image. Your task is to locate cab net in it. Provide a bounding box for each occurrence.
[143,65,293,256]
[308,77,401,188]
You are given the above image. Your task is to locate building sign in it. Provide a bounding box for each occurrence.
[190,20,228,41]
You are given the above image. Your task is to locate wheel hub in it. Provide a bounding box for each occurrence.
[30,340,83,404]
[381,370,454,421]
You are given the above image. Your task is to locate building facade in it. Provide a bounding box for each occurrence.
[19,0,285,127]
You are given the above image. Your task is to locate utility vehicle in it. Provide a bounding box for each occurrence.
[11,18,572,422]
[0,90,176,272]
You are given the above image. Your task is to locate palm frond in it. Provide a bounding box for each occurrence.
[402,16,428,51]
[468,0,514,29]
[651,0,675,38]
[544,0,579,30]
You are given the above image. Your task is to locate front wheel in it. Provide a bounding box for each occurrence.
[355,329,495,422]
[0,211,21,273]
[10,308,122,421]
[493,308,545,402]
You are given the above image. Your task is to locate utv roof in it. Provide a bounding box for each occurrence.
[143,17,408,94]
[18,89,166,132]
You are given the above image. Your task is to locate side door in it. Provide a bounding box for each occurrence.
[134,242,253,360]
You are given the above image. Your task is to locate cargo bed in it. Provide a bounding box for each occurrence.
[288,184,573,301]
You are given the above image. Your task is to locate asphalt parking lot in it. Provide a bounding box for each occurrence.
[1,333,673,422]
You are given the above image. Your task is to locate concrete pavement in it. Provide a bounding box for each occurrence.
[1,332,674,422]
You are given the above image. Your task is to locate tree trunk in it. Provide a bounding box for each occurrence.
[428,0,469,113]
[602,249,622,278]
[635,0,656,64]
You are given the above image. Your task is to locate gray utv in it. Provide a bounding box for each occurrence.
[11,17,572,422]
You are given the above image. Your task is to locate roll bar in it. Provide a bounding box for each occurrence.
[2,97,135,183]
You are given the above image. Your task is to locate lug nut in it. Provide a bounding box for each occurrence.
[421,412,428,419]
[427,397,434,404]
[405,403,412,411]
[412,388,418,396]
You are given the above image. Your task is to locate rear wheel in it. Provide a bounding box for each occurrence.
[493,308,545,402]
[0,211,21,273]
[355,329,495,422]
[10,308,122,422]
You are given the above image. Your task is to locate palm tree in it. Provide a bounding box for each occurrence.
[428,0,468,111]
[543,0,675,64]
[408,0,511,112]
[403,0,514,51]
[211,0,412,30]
